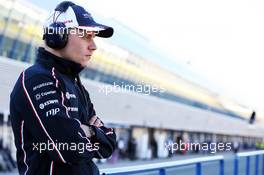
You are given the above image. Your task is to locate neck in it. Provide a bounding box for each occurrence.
[44,46,64,58]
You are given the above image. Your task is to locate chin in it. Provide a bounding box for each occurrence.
[81,62,88,67]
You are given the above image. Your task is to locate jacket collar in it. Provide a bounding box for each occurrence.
[36,47,84,76]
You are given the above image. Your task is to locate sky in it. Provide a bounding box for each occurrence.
[27,0,264,119]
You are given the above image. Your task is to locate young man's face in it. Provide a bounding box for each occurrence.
[62,28,97,67]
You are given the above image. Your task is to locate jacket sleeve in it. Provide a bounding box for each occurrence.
[91,125,117,159]
[20,73,96,164]
[83,88,117,159]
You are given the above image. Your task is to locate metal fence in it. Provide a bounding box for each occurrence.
[101,150,264,175]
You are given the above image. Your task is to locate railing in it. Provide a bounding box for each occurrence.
[101,150,264,175]
[234,150,264,175]
[100,155,224,175]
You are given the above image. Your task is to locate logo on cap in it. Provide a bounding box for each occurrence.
[63,20,73,24]
[83,13,92,19]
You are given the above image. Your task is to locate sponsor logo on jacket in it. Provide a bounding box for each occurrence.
[35,90,56,100]
[46,108,60,117]
[33,82,53,91]
[39,99,59,109]
[67,107,78,112]
[65,92,76,99]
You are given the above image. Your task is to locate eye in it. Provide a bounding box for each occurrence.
[85,33,95,40]
[71,28,97,40]
[82,32,96,41]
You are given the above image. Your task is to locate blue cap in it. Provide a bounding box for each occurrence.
[44,2,114,38]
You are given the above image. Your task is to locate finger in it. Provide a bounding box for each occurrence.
[96,117,103,126]
[89,116,97,125]
[80,124,91,137]
[94,118,102,127]
[98,122,103,127]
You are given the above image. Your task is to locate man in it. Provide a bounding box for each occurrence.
[9,1,116,175]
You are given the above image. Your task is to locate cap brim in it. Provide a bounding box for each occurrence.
[77,23,114,38]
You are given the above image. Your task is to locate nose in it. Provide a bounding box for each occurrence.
[88,39,97,51]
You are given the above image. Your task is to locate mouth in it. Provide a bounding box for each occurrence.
[84,55,92,58]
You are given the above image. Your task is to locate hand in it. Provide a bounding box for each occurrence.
[80,124,95,138]
[89,115,103,128]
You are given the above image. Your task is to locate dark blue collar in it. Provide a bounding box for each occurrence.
[36,47,84,76]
